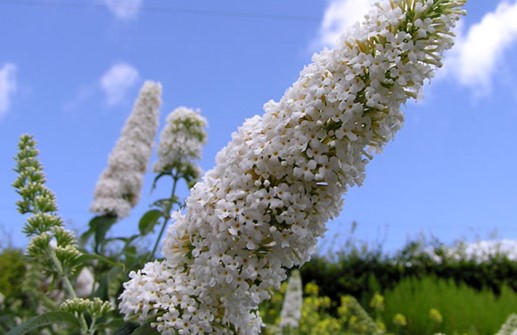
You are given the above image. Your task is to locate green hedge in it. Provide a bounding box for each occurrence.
[300,239,517,307]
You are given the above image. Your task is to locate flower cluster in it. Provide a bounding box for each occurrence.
[120,0,466,333]
[392,313,408,327]
[13,135,82,281]
[154,106,207,184]
[60,297,113,318]
[429,308,443,324]
[279,270,303,330]
[340,296,383,334]
[90,81,162,218]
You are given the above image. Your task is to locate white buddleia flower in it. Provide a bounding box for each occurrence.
[91,81,161,218]
[496,314,517,335]
[0,292,5,310]
[279,270,303,330]
[153,107,207,181]
[120,1,466,333]
[75,267,95,298]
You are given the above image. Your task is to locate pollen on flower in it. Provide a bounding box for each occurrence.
[119,1,466,334]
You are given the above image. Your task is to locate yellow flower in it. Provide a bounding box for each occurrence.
[369,293,385,311]
[392,313,407,327]
[429,308,443,324]
[304,282,319,297]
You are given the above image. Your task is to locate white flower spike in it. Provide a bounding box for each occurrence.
[279,270,303,330]
[91,81,161,218]
[120,1,466,333]
[154,106,207,181]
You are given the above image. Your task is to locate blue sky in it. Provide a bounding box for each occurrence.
[1,0,516,254]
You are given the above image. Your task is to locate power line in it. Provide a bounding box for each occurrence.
[0,0,320,22]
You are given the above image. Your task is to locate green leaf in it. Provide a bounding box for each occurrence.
[132,323,160,335]
[113,321,139,335]
[114,321,160,335]
[150,172,171,192]
[79,225,95,247]
[151,198,175,213]
[6,311,80,335]
[138,209,163,236]
[123,244,139,265]
[89,215,117,253]
[95,317,126,332]
[78,252,125,270]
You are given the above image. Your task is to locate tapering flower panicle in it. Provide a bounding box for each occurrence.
[13,135,57,216]
[91,81,162,218]
[153,106,207,183]
[13,135,81,279]
[279,270,303,330]
[120,1,466,333]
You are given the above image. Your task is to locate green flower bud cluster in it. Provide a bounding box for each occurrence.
[13,135,81,283]
[61,297,113,319]
[13,134,115,335]
[13,135,57,215]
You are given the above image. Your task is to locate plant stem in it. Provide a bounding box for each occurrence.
[148,173,180,261]
[49,248,90,333]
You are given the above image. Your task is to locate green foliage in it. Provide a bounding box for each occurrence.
[4,127,206,334]
[299,283,342,335]
[261,280,386,335]
[495,314,517,335]
[13,135,83,287]
[0,248,26,300]
[300,238,398,306]
[80,215,118,254]
[261,272,517,335]
[381,276,517,335]
[138,210,163,236]
[301,235,517,309]
[5,311,80,335]
[4,130,516,334]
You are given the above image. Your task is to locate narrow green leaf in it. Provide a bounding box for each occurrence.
[95,317,126,332]
[138,209,163,236]
[114,321,160,335]
[123,245,139,265]
[78,252,125,270]
[132,323,160,335]
[6,311,80,335]
[150,172,171,192]
[113,321,139,335]
[79,225,95,247]
[103,235,139,245]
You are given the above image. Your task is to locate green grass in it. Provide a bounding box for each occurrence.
[381,275,517,335]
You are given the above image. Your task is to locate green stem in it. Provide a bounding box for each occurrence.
[49,249,89,333]
[48,249,77,299]
[88,317,98,335]
[148,173,180,261]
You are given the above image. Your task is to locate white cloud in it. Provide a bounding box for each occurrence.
[445,1,517,95]
[100,63,139,106]
[429,239,517,262]
[62,85,95,112]
[0,63,17,119]
[313,0,376,49]
[103,0,143,20]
